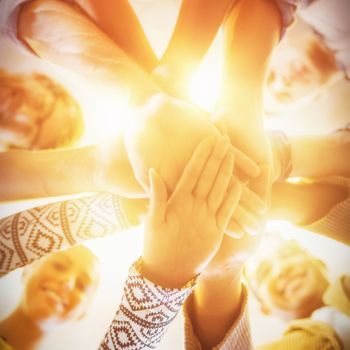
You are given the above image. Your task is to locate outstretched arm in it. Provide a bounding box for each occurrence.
[18,0,159,103]
[0,193,145,276]
[270,180,350,245]
[212,0,282,237]
[155,0,233,96]
[0,133,145,200]
[100,136,243,349]
[73,0,158,71]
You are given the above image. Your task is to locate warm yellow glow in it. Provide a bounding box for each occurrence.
[286,177,304,184]
[81,87,133,145]
[189,63,222,112]
[266,220,332,251]
[189,32,224,112]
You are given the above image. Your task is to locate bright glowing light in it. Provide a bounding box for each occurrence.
[189,62,222,112]
[266,219,334,253]
[81,86,133,145]
[189,33,224,112]
[286,177,304,184]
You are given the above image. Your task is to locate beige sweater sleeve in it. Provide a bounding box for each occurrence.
[303,176,350,245]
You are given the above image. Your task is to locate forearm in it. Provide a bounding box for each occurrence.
[220,0,281,108]
[161,0,233,77]
[0,146,98,200]
[74,0,158,71]
[289,135,350,178]
[100,258,194,350]
[270,181,348,233]
[188,269,243,349]
[0,193,129,276]
[18,0,159,103]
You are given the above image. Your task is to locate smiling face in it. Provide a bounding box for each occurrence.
[251,241,329,321]
[20,246,99,326]
[0,71,83,150]
[265,36,338,113]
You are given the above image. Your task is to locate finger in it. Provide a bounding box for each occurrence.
[207,152,234,212]
[148,168,167,223]
[233,147,261,179]
[233,205,262,236]
[225,219,245,238]
[241,186,267,214]
[217,180,242,232]
[194,135,230,198]
[249,162,271,203]
[173,137,215,194]
[213,119,228,134]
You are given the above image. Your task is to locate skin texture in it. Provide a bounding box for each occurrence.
[183,1,283,347]
[124,93,263,236]
[142,136,243,288]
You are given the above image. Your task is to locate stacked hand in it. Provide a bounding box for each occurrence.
[213,108,272,237]
[141,136,243,288]
[124,94,265,234]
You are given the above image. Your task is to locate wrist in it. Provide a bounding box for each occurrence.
[194,268,243,314]
[141,259,198,289]
[151,63,191,100]
[188,270,244,348]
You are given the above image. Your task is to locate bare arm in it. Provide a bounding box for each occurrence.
[73,0,158,71]
[159,0,233,80]
[289,133,350,179]
[184,1,284,346]
[188,270,243,349]
[18,0,159,103]
[270,128,350,181]
[270,181,350,245]
[219,0,281,109]
[186,233,258,348]
[215,0,281,192]
[0,135,144,200]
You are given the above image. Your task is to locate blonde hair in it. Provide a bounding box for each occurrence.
[0,69,84,149]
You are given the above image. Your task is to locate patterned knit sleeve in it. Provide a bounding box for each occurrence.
[183,284,252,350]
[0,193,129,276]
[99,258,196,350]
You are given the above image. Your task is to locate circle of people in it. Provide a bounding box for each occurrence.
[0,0,349,349]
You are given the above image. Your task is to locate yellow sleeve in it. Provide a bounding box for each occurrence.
[323,275,350,317]
[257,319,343,350]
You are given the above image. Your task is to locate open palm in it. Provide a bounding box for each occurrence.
[142,136,242,288]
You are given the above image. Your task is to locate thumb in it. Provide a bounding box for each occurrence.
[148,168,167,223]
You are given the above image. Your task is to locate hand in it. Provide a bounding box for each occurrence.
[213,109,272,236]
[125,93,260,196]
[141,136,242,288]
[95,135,146,197]
[226,182,266,237]
[201,233,260,279]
